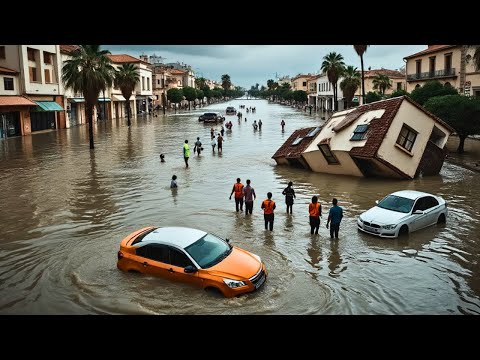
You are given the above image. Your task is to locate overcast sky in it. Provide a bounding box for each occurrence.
[104,45,426,89]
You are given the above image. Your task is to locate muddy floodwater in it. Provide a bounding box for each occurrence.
[1,98,479,314]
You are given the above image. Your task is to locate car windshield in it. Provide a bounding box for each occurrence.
[377,195,414,213]
[204,113,217,116]
[185,233,231,269]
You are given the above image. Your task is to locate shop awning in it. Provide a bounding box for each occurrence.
[98,97,111,102]
[34,101,64,111]
[0,96,36,107]
[70,98,85,103]
[112,95,126,101]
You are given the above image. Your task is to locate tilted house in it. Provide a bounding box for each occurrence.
[275,96,454,179]
[272,126,321,169]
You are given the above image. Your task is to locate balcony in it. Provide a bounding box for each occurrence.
[407,68,456,81]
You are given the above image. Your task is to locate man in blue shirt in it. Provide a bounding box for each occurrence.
[326,198,343,239]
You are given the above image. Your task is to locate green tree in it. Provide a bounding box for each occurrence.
[201,85,211,102]
[167,88,183,113]
[196,89,204,105]
[221,74,231,92]
[410,80,458,106]
[372,74,392,96]
[365,91,382,103]
[424,95,480,153]
[340,65,361,108]
[267,79,275,90]
[293,90,308,103]
[62,45,115,149]
[353,45,369,105]
[182,86,197,110]
[389,89,409,98]
[195,77,207,89]
[114,63,139,127]
[321,52,345,111]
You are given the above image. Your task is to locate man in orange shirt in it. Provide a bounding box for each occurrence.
[261,192,276,231]
[309,196,322,235]
[229,178,244,212]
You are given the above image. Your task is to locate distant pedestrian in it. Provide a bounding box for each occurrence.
[160,153,165,162]
[183,140,190,168]
[326,198,343,239]
[221,125,225,136]
[243,179,256,215]
[210,127,215,139]
[170,175,178,188]
[211,137,216,152]
[245,117,247,122]
[282,181,296,214]
[229,178,244,212]
[309,196,322,235]
[253,120,258,130]
[194,137,202,156]
[217,134,224,153]
[258,119,262,130]
[281,119,285,131]
[261,192,276,231]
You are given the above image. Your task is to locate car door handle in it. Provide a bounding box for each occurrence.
[168,268,175,273]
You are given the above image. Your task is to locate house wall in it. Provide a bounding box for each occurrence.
[135,65,153,96]
[357,76,405,97]
[0,45,21,72]
[377,101,451,178]
[0,74,20,95]
[301,150,364,176]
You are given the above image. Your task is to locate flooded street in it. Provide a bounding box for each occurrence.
[1,98,480,314]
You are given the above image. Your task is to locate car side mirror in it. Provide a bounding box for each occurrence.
[413,210,424,215]
[184,265,197,273]
[375,200,379,204]
[225,238,230,243]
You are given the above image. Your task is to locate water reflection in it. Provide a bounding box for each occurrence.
[328,240,343,278]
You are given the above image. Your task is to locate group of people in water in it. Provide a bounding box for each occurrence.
[228,178,344,238]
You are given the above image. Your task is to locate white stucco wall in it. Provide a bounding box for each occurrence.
[21,45,62,95]
[0,45,21,72]
[135,65,153,96]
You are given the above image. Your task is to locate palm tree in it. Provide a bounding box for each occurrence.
[340,66,361,109]
[372,74,392,96]
[321,52,345,111]
[115,63,140,127]
[267,79,275,90]
[353,45,369,105]
[62,45,115,149]
[221,74,231,94]
[195,77,206,89]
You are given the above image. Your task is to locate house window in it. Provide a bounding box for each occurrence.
[27,48,36,61]
[142,76,145,90]
[415,59,422,75]
[0,46,5,59]
[4,77,14,90]
[303,81,307,87]
[396,124,417,152]
[291,136,303,145]
[44,69,51,83]
[44,52,52,64]
[444,53,452,73]
[306,126,321,138]
[429,56,436,75]
[351,124,369,141]
[397,82,402,90]
[157,79,160,85]
[317,143,339,164]
[29,66,37,82]
[147,77,150,91]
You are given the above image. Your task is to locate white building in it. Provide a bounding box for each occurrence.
[317,74,345,112]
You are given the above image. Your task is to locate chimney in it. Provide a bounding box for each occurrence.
[139,53,149,63]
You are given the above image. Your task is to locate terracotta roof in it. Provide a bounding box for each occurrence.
[403,45,458,60]
[60,45,79,54]
[0,96,37,107]
[348,96,454,159]
[169,69,186,75]
[0,66,18,75]
[363,68,404,78]
[291,74,315,81]
[107,54,144,63]
[272,127,319,159]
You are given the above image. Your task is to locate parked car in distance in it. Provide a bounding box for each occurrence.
[357,190,447,238]
[226,106,237,115]
[198,112,225,123]
[117,226,267,297]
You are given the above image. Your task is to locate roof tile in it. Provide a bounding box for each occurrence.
[0,96,37,107]
[272,127,319,159]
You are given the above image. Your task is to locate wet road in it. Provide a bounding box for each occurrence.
[1,98,479,314]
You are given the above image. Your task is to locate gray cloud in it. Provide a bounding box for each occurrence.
[104,45,426,88]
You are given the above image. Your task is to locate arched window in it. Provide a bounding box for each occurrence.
[415,84,421,89]
[444,82,451,87]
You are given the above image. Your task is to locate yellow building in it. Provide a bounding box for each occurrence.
[291,74,314,92]
[404,45,480,96]
[356,68,405,101]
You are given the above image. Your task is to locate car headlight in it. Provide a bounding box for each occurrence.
[381,224,397,230]
[223,278,246,288]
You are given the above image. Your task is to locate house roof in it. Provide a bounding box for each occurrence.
[169,69,187,75]
[291,74,315,81]
[403,45,458,60]
[0,96,37,107]
[272,127,319,159]
[0,66,18,75]
[60,45,79,54]
[363,68,404,79]
[107,54,146,64]
[344,96,454,159]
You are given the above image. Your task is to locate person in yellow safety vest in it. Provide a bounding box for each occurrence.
[261,192,276,231]
[183,140,190,168]
[308,196,322,235]
[229,177,244,212]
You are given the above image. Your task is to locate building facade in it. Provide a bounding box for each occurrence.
[357,68,405,99]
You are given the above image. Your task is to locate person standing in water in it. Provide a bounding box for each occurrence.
[194,137,202,156]
[282,181,296,214]
[217,133,224,153]
[258,119,262,130]
[281,119,286,131]
[183,140,190,168]
[243,179,256,215]
[229,178,244,212]
[308,196,322,235]
[261,192,276,231]
[170,175,178,188]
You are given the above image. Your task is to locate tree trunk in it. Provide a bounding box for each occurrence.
[333,83,337,111]
[175,103,177,114]
[87,103,94,149]
[457,135,466,153]
[360,54,366,105]
[126,100,131,127]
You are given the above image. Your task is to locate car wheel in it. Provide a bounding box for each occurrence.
[437,213,446,224]
[398,225,409,237]
[204,286,225,298]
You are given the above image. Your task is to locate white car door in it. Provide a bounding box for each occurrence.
[423,196,441,227]
[409,197,429,231]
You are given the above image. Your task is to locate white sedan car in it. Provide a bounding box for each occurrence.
[357,190,447,238]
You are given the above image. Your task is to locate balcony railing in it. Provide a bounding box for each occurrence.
[407,68,456,81]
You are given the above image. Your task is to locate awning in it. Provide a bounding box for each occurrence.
[98,97,111,102]
[112,95,126,101]
[69,98,85,103]
[0,96,36,107]
[34,101,64,111]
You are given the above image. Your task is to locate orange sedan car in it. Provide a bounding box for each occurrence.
[117,226,267,297]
